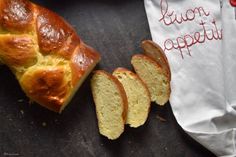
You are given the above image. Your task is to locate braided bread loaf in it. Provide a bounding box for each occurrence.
[0,0,101,113]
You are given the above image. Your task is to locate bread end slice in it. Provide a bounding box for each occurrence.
[141,40,171,81]
[131,54,170,106]
[113,68,151,128]
[91,70,127,140]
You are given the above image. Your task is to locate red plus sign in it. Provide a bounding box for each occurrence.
[230,0,236,7]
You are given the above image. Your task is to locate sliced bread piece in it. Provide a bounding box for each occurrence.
[91,70,128,140]
[141,40,171,81]
[113,68,151,128]
[131,54,170,106]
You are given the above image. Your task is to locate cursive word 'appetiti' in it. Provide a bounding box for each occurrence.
[163,20,222,59]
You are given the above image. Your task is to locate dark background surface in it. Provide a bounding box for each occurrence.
[0,0,216,157]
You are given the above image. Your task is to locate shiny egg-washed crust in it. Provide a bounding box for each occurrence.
[0,0,101,113]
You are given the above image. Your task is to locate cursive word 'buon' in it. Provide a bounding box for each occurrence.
[159,0,210,26]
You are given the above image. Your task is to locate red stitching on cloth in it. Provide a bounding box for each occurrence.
[158,0,222,59]
[159,0,210,26]
[163,19,223,59]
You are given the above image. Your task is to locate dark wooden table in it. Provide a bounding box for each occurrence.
[0,0,216,157]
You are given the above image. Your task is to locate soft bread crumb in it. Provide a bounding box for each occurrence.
[131,54,170,105]
[113,68,150,128]
[91,70,127,140]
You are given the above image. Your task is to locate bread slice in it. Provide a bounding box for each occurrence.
[113,68,151,128]
[141,40,171,81]
[131,54,170,106]
[91,70,127,140]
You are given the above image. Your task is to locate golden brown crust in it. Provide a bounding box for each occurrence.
[0,35,37,67]
[141,40,171,81]
[70,43,101,87]
[57,34,80,60]
[36,5,79,55]
[92,70,128,122]
[0,0,34,32]
[0,0,101,112]
[20,68,69,112]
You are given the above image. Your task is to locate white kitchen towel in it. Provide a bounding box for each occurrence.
[144,0,236,156]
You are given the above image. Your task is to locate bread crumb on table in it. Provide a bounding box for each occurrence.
[42,122,47,127]
[17,99,24,103]
[156,115,167,122]
[20,110,24,115]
